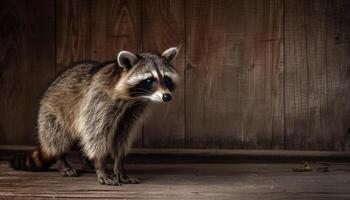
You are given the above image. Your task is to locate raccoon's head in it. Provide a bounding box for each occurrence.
[116,47,179,103]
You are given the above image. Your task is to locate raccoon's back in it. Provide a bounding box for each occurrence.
[40,61,100,124]
[42,61,99,103]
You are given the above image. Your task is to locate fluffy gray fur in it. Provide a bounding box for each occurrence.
[33,47,179,185]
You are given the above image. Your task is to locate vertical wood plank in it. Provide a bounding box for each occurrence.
[90,0,141,60]
[305,0,329,150]
[142,0,185,148]
[241,0,284,149]
[186,0,245,148]
[56,0,90,71]
[325,0,350,150]
[284,0,309,150]
[90,0,143,147]
[0,0,55,145]
[285,0,341,150]
[186,0,284,149]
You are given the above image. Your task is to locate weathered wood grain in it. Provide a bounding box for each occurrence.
[90,0,143,147]
[186,0,284,149]
[285,0,349,150]
[141,0,185,148]
[56,0,91,71]
[240,0,284,149]
[0,0,55,145]
[185,0,245,148]
[284,0,310,150]
[325,0,350,150]
[0,0,350,151]
[90,0,141,60]
[1,161,350,200]
[305,0,329,150]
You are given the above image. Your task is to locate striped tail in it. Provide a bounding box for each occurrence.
[9,146,55,171]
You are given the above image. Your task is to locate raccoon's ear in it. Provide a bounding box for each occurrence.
[117,51,138,69]
[162,47,179,63]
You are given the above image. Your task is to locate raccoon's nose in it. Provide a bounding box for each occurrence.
[162,93,172,102]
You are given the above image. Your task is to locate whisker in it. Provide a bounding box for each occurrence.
[134,89,152,94]
[130,92,150,96]
[129,90,152,96]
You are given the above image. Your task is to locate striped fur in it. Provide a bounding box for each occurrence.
[10,147,55,171]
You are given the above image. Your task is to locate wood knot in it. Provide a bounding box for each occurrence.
[186,63,193,70]
[248,63,255,71]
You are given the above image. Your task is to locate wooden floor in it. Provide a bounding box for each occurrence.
[0,160,350,200]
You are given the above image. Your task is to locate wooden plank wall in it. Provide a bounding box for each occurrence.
[0,0,349,151]
[0,0,56,145]
[186,0,285,149]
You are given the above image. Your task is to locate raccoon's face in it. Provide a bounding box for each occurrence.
[117,47,179,103]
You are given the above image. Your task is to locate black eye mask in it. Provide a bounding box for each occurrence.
[129,77,157,97]
[164,76,176,91]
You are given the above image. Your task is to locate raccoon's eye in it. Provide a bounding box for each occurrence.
[164,76,175,91]
[146,78,154,85]
[139,77,157,91]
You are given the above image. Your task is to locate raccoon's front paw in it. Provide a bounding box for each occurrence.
[114,174,140,184]
[61,168,80,177]
[98,175,121,186]
[123,176,140,184]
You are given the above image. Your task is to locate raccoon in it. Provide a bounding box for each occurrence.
[10,47,179,185]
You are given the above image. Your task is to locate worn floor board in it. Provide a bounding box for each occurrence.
[0,161,350,199]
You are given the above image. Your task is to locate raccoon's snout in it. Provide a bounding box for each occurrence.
[147,90,172,103]
[162,93,172,102]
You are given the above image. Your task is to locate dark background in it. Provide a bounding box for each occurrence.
[0,0,349,151]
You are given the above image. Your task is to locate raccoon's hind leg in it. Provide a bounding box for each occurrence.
[72,142,95,172]
[38,107,79,177]
[57,155,79,177]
